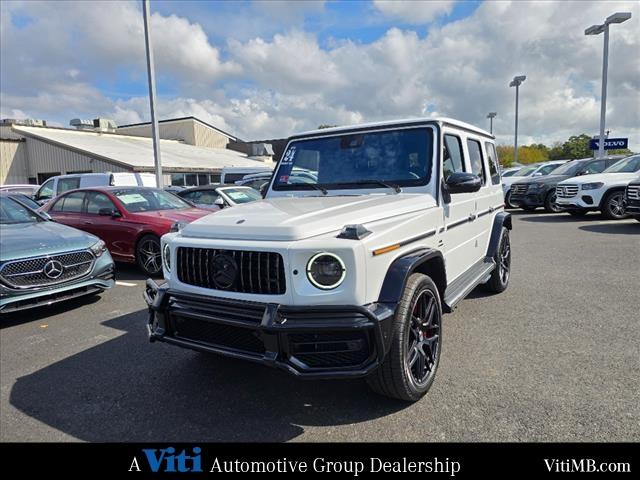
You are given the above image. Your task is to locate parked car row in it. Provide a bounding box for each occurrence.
[0,194,115,314]
[508,154,640,219]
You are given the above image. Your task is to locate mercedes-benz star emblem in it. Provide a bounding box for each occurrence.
[211,254,238,289]
[43,260,64,279]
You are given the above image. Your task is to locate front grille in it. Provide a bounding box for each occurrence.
[0,251,94,289]
[177,247,286,295]
[511,184,528,195]
[171,315,265,354]
[556,184,579,198]
[627,185,640,200]
[288,331,371,368]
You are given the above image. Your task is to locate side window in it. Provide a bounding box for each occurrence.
[86,192,116,214]
[484,142,500,185]
[37,179,55,199]
[181,191,201,202]
[55,192,85,213]
[585,160,605,174]
[57,177,80,194]
[467,139,486,184]
[538,164,553,175]
[443,134,465,181]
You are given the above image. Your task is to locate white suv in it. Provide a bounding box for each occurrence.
[556,155,640,219]
[145,118,512,402]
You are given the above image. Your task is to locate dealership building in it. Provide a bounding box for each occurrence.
[0,116,273,186]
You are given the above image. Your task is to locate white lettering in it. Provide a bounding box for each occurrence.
[129,457,141,472]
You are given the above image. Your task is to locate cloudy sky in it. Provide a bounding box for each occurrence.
[1,0,638,149]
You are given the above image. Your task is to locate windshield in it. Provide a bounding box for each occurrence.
[113,189,192,212]
[603,156,640,173]
[0,196,42,224]
[502,170,518,177]
[549,160,583,176]
[220,187,262,204]
[514,166,538,176]
[272,127,433,191]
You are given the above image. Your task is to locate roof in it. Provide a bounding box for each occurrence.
[117,116,238,142]
[11,125,265,173]
[293,117,494,139]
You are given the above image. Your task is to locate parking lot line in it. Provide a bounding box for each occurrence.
[115,281,138,287]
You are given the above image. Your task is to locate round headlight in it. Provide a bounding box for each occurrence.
[162,244,171,272]
[306,252,346,290]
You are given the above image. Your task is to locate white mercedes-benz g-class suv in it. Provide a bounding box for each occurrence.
[145,118,512,402]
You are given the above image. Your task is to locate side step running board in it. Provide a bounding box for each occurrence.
[443,258,496,312]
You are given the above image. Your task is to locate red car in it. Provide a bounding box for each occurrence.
[43,187,210,275]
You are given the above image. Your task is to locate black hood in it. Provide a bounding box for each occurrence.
[513,174,572,187]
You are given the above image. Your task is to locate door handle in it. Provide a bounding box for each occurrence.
[83,221,93,225]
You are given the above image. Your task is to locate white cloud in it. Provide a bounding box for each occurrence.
[1,0,639,150]
[373,0,456,24]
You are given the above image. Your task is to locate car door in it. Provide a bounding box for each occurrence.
[56,176,81,196]
[47,191,88,230]
[466,137,494,255]
[34,178,56,205]
[440,132,479,281]
[81,191,120,253]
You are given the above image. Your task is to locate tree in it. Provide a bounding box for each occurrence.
[561,134,592,159]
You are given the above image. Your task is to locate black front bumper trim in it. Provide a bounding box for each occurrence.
[144,279,396,379]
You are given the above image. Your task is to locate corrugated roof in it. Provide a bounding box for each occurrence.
[117,116,238,141]
[11,125,265,172]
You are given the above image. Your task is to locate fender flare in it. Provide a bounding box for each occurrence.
[486,211,512,259]
[377,248,446,305]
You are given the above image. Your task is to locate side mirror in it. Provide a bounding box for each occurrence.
[576,170,589,176]
[532,172,542,177]
[444,172,482,197]
[214,197,225,208]
[99,208,121,217]
[39,211,53,221]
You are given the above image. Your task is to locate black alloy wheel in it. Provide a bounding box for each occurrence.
[485,227,511,293]
[136,234,162,276]
[366,273,442,402]
[406,288,441,388]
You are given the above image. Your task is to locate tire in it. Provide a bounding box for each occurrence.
[567,209,589,217]
[484,227,511,293]
[136,234,162,276]
[601,190,628,220]
[366,273,442,402]
[505,190,515,209]
[544,189,562,213]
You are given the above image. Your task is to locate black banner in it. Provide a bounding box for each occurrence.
[1,443,636,476]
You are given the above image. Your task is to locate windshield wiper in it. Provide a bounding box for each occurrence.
[341,180,402,193]
[303,184,328,195]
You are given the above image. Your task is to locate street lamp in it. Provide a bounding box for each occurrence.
[509,75,526,164]
[487,112,497,134]
[585,11,632,159]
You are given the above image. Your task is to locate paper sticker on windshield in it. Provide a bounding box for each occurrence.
[281,147,296,164]
[227,191,250,201]
[279,175,290,183]
[118,194,147,204]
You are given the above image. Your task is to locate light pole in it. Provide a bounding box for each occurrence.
[487,112,497,134]
[509,75,526,164]
[585,12,632,159]
[142,0,163,187]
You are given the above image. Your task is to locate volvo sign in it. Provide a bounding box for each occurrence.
[589,138,629,150]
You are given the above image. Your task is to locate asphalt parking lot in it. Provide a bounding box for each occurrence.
[1,211,638,442]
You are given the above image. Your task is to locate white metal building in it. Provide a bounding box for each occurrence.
[0,118,270,186]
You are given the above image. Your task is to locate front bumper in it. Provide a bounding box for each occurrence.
[509,192,544,208]
[144,279,395,379]
[0,252,115,314]
[625,197,640,214]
